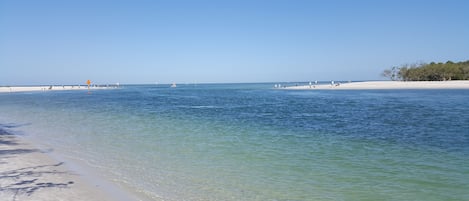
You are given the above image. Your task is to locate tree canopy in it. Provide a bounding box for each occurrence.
[382,60,469,81]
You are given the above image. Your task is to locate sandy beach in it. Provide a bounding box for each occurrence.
[285,80,469,90]
[0,85,115,93]
[0,128,134,201]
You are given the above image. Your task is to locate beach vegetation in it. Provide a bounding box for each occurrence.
[382,60,469,81]
[381,66,400,81]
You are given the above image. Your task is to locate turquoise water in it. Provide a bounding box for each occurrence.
[1,84,468,200]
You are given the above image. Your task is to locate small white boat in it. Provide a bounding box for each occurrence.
[170,83,177,88]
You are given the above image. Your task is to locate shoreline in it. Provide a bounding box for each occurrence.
[284,80,469,90]
[0,127,140,201]
[0,85,118,93]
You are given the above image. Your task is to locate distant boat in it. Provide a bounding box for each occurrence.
[171,83,177,88]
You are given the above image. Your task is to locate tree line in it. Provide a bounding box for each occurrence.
[382,60,469,81]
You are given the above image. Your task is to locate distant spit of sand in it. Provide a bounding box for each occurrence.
[284,81,469,90]
[0,85,116,93]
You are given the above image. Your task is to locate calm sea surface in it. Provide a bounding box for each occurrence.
[1,83,468,200]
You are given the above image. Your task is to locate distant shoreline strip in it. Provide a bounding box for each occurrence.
[283,81,469,90]
[0,85,118,93]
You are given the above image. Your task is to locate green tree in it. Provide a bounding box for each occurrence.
[388,60,469,81]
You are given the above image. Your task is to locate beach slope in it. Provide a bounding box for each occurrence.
[0,128,120,201]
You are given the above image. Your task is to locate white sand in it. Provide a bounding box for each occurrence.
[285,81,469,90]
[0,85,114,93]
[0,129,138,201]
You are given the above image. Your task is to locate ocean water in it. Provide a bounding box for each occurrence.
[1,83,468,201]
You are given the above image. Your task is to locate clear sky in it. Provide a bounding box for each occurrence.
[1,0,468,85]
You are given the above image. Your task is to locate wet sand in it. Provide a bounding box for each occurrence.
[0,128,135,201]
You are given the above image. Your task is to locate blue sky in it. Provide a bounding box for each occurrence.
[1,0,468,85]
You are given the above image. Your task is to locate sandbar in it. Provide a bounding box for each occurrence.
[285,81,469,90]
[0,85,115,93]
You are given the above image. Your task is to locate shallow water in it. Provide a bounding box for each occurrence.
[1,84,468,200]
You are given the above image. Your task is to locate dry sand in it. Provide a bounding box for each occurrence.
[0,128,134,201]
[0,86,114,93]
[285,80,469,90]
